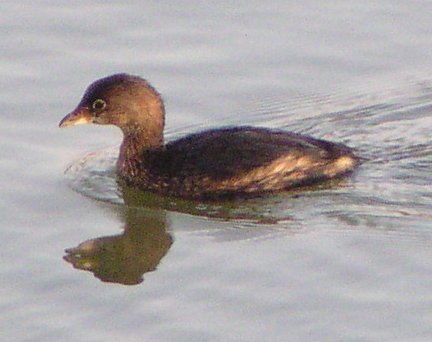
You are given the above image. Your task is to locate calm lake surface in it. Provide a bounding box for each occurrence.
[1,2,432,341]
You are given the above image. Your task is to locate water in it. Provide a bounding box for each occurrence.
[1,2,432,341]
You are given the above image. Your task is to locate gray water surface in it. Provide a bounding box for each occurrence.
[1,2,432,342]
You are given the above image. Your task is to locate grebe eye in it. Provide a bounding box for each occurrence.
[92,99,106,111]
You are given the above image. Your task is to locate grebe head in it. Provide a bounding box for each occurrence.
[59,73,165,137]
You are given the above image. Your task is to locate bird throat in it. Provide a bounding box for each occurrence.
[117,128,163,181]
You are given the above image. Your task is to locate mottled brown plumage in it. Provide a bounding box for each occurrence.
[60,73,361,199]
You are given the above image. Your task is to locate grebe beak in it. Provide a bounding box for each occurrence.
[59,107,92,128]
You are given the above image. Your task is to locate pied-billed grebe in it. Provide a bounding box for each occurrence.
[59,73,361,199]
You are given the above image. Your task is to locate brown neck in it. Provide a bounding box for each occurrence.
[117,127,163,180]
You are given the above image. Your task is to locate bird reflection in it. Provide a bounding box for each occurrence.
[63,172,352,285]
[64,205,172,285]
